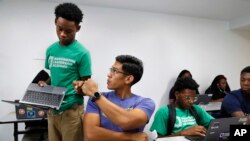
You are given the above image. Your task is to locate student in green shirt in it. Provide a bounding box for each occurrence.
[150,77,214,137]
[38,3,92,141]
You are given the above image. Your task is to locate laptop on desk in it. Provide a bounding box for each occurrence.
[2,99,48,119]
[194,94,212,105]
[185,116,248,141]
[19,83,66,110]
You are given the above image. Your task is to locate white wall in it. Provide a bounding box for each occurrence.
[1,0,250,140]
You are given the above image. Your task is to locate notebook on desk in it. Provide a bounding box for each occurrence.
[185,116,248,141]
[19,83,66,110]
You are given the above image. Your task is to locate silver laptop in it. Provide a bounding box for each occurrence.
[20,83,66,110]
[185,116,247,141]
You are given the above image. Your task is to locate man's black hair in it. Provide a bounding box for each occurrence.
[173,77,199,93]
[55,3,83,24]
[116,55,143,86]
[241,66,250,74]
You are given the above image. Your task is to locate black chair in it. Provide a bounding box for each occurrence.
[22,70,49,141]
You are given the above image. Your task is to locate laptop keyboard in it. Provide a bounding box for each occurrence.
[22,90,63,107]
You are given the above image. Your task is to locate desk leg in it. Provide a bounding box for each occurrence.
[14,122,18,141]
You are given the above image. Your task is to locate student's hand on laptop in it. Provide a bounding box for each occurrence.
[38,81,47,87]
[181,125,207,137]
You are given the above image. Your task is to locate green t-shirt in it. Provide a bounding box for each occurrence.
[150,105,214,136]
[45,41,92,112]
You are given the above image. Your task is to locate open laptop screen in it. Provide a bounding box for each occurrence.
[20,83,66,110]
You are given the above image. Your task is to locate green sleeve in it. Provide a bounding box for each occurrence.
[193,105,214,128]
[78,51,92,77]
[150,106,169,136]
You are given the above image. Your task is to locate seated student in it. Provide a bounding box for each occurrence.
[169,70,199,103]
[151,77,214,137]
[221,66,250,118]
[75,55,155,141]
[205,75,231,102]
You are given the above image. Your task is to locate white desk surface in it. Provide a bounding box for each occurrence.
[199,101,222,112]
[156,136,189,141]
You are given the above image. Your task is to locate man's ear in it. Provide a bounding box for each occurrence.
[125,75,134,85]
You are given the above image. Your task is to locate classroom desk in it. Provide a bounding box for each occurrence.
[156,136,189,141]
[199,101,222,112]
[0,112,47,141]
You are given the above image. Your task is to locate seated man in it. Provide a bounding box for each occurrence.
[150,77,214,137]
[76,55,155,141]
[221,66,250,117]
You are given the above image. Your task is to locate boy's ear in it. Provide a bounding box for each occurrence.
[76,25,81,31]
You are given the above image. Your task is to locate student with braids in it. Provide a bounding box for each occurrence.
[38,3,92,141]
[205,74,231,102]
[151,77,213,137]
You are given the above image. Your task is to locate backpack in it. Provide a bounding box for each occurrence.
[167,104,200,135]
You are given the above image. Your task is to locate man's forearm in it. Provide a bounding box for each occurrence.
[95,96,147,130]
[85,126,138,141]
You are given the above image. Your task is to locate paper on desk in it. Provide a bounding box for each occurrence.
[145,130,158,141]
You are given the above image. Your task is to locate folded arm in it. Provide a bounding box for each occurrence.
[84,113,148,141]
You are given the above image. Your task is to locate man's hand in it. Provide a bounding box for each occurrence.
[129,132,148,141]
[81,79,98,97]
[73,80,84,94]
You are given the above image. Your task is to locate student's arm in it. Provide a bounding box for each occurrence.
[231,111,245,117]
[94,96,150,130]
[168,125,207,137]
[84,113,148,141]
[72,76,91,95]
[82,79,154,130]
[211,98,224,102]
[222,92,246,117]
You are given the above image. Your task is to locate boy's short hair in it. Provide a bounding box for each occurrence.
[55,3,83,24]
[241,66,250,74]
